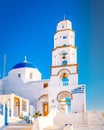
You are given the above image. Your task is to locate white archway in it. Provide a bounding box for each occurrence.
[57,91,72,113]
[38,94,49,116]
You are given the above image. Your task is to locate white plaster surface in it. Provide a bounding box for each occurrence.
[32,108,104,130]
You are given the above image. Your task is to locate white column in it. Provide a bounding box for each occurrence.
[20,98,22,116]
[7,98,10,122]
[3,102,5,126]
[11,94,14,117]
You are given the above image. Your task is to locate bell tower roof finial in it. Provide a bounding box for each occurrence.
[24,56,27,62]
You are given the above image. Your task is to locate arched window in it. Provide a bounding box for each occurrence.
[18,73,21,78]
[62,60,67,66]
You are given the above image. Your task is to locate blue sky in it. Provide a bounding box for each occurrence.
[0,0,104,112]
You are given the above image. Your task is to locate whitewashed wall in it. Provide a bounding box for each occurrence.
[0,115,4,127]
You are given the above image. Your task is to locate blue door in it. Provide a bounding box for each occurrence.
[66,98,71,113]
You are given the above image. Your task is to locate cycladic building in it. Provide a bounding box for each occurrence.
[0,19,86,117]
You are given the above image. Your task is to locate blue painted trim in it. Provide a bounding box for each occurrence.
[0,103,3,115]
[4,104,8,126]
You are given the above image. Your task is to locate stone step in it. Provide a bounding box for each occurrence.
[5,128,31,130]
[4,125,32,130]
[43,125,64,130]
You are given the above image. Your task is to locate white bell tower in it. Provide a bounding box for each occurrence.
[49,19,86,113]
[51,19,78,86]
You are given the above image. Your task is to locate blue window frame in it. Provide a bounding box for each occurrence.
[0,103,3,115]
[62,77,69,86]
[62,60,67,66]
[63,36,67,39]
[63,44,67,46]
[62,52,67,55]
[65,98,71,113]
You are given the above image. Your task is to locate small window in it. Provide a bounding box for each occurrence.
[63,36,67,39]
[18,73,21,78]
[43,83,48,88]
[62,60,67,66]
[63,44,67,46]
[62,25,64,28]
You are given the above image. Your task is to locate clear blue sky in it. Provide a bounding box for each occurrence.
[0,0,104,112]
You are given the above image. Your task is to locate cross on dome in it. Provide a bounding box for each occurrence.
[24,56,27,62]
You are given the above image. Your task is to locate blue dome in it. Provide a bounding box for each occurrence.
[12,62,35,69]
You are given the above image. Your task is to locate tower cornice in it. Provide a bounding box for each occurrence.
[52,45,77,52]
[50,64,78,76]
[51,64,78,68]
[54,29,75,36]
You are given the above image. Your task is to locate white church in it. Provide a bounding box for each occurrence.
[0,19,86,119]
[0,19,104,130]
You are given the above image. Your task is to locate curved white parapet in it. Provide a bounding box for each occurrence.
[32,108,104,130]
